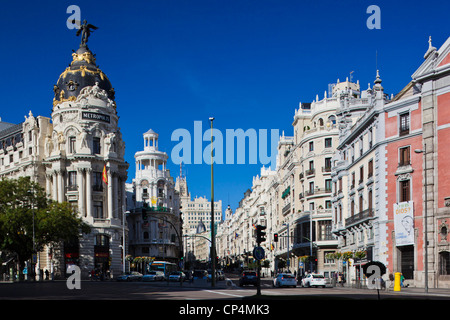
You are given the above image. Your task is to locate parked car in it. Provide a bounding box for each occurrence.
[116,271,143,282]
[301,273,326,288]
[206,270,222,282]
[239,271,258,286]
[142,271,165,281]
[273,273,297,288]
[193,270,208,280]
[169,271,186,282]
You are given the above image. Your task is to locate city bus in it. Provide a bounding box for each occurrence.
[148,261,177,279]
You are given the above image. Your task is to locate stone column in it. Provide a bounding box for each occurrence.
[57,170,64,202]
[86,168,92,218]
[51,170,56,202]
[113,174,119,219]
[77,167,85,217]
[45,173,52,198]
[108,170,113,219]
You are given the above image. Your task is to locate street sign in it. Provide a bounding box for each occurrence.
[253,246,265,261]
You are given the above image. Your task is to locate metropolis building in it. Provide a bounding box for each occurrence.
[0,29,129,279]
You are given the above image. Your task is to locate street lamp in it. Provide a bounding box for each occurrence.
[122,206,130,274]
[28,187,38,281]
[209,117,216,287]
[414,144,428,293]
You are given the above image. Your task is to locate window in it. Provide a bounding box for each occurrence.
[95,234,109,246]
[68,171,77,190]
[399,146,410,166]
[325,138,332,148]
[324,157,332,171]
[351,172,355,188]
[400,180,410,202]
[368,159,374,178]
[325,200,332,209]
[324,250,335,264]
[69,136,76,154]
[325,179,332,192]
[93,137,101,154]
[318,220,333,241]
[359,166,364,184]
[360,137,364,156]
[93,171,103,191]
[93,201,104,219]
[359,195,364,213]
[399,113,410,136]
[309,141,314,151]
[368,190,373,210]
[309,181,314,194]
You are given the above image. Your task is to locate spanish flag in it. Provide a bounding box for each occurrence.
[102,164,108,184]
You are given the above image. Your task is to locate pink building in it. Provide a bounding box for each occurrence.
[384,37,450,288]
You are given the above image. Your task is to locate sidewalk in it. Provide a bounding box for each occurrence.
[332,284,450,298]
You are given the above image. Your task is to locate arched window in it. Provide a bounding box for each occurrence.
[318,118,324,126]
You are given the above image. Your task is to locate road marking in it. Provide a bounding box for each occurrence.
[203,289,245,298]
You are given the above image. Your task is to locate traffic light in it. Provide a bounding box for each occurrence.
[256,225,267,244]
[274,233,278,242]
[142,207,148,220]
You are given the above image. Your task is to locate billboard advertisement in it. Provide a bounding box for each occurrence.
[394,201,414,246]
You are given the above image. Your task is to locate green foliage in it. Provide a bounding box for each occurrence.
[0,177,90,265]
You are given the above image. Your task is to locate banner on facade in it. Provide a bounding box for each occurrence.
[394,201,414,246]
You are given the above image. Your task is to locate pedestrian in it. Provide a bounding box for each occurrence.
[45,269,49,281]
[400,273,405,287]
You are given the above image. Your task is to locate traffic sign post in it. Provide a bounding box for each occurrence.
[254,225,267,296]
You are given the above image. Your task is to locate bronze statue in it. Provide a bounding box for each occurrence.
[76,20,98,47]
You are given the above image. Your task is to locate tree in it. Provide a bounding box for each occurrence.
[0,177,90,275]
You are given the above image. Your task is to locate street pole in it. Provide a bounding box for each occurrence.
[123,206,129,274]
[415,143,428,293]
[310,212,313,272]
[210,117,216,287]
[424,144,428,293]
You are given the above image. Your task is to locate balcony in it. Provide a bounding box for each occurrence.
[322,166,331,173]
[66,185,78,192]
[282,203,291,216]
[305,168,315,176]
[345,208,374,227]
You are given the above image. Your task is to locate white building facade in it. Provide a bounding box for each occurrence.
[126,130,182,263]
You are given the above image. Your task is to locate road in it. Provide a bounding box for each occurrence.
[0,274,449,301]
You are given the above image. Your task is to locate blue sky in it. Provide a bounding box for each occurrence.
[0,0,449,215]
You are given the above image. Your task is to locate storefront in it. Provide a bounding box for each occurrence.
[94,235,110,272]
